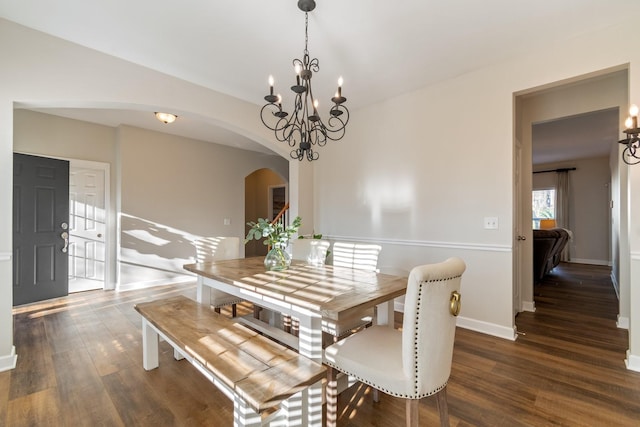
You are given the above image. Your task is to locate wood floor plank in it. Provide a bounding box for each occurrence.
[0,370,10,426]
[73,311,136,377]
[43,310,85,355]
[9,316,57,400]
[101,366,179,426]
[6,388,60,427]
[52,348,125,427]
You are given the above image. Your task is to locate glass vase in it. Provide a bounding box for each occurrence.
[264,247,291,271]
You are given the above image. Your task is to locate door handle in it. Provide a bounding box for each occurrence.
[61,231,69,253]
[517,235,526,241]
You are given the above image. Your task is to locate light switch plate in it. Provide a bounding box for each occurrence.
[484,217,498,229]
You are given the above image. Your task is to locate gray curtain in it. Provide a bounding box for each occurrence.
[556,170,571,261]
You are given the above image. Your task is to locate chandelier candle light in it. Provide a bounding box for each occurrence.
[620,104,640,165]
[260,0,349,161]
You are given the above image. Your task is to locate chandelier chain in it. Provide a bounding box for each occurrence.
[304,12,309,56]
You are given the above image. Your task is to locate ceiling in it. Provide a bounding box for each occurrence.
[532,108,621,165]
[2,0,639,159]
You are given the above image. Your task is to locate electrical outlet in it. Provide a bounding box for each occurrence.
[484,217,498,230]
[223,218,231,226]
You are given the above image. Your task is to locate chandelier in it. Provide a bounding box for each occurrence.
[620,104,640,165]
[260,0,349,161]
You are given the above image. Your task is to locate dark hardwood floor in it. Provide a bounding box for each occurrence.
[2,262,639,426]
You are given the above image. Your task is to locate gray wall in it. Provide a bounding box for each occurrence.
[533,156,611,265]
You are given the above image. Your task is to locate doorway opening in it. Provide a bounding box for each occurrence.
[513,67,628,331]
[244,168,287,257]
[68,160,110,293]
[13,153,110,305]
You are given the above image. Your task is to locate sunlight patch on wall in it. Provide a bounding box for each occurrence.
[363,175,415,233]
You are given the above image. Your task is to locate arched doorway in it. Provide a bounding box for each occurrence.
[244,168,288,257]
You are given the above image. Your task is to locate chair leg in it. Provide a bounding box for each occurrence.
[406,399,418,427]
[326,367,339,427]
[283,315,292,333]
[214,307,221,314]
[435,387,450,427]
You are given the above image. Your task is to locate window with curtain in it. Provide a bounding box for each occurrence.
[532,188,555,229]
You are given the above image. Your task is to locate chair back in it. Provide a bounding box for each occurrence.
[402,257,465,397]
[331,242,382,272]
[194,237,240,262]
[290,239,331,266]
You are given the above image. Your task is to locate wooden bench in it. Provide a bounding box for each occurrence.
[134,295,326,426]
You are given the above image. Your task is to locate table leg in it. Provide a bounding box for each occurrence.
[375,301,395,328]
[196,275,211,304]
[141,318,159,370]
[296,314,323,427]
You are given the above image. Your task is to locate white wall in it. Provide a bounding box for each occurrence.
[533,157,611,265]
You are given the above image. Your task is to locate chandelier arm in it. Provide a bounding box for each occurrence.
[308,122,328,147]
[260,103,288,131]
[276,122,302,148]
[623,145,640,165]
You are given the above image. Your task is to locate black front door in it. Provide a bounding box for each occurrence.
[13,153,70,306]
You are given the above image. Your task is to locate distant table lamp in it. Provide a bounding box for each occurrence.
[540,219,557,229]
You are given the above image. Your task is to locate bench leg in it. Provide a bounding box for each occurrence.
[141,318,159,370]
[326,367,339,427]
[173,349,184,361]
[233,393,263,427]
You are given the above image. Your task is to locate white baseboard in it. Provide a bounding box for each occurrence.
[456,316,517,341]
[625,350,640,372]
[395,301,517,341]
[117,276,194,292]
[617,315,629,330]
[0,346,17,372]
[611,272,620,300]
[569,258,610,266]
[522,301,536,312]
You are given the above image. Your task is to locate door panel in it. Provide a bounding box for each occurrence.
[13,153,70,305]
[69,167,106,292]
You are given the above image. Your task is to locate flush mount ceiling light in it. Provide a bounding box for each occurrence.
[619,104,640,165]
[155,112,178,124]
[260,0,349,161]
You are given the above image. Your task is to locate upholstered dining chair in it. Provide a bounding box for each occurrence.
[324,257,466,427]
[331,241,382,272]
[193,236,242,317]
[291,238,331,266]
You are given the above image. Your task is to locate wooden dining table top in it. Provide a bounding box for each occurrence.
[183,257,408,322]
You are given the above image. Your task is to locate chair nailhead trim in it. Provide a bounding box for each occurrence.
[324,360,448,399]
[412,274,462,395]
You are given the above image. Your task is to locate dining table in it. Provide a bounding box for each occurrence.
[183,256,408,427]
